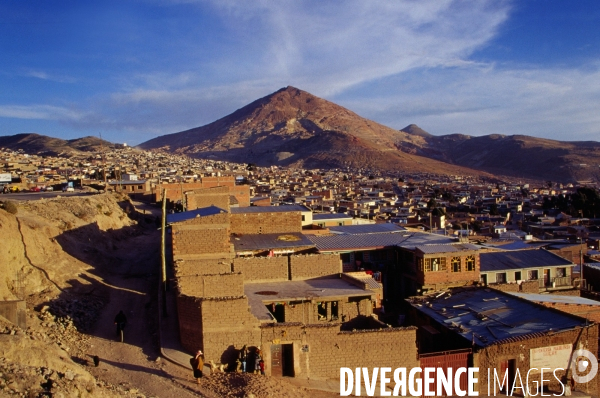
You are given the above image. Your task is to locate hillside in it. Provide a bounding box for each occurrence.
[0,134,116,156]
[398,130,600,182]
[138,86,488,176]
[139,86,600,182]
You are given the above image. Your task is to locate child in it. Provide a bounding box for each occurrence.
[259,359,265,375]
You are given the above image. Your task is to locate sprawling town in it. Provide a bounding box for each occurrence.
[3,144,600,396]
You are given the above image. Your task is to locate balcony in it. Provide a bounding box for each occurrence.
[538,276,572,289]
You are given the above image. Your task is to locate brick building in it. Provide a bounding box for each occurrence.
[408,287,598,396]
[168,192,418,378]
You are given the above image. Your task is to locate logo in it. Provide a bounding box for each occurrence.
[570,349,598,384]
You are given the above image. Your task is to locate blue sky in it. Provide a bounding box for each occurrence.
[1,0,600,145]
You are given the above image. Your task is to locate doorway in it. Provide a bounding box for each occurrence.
[270,344,294,377]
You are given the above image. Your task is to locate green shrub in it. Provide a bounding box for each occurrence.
[2,201,18,215]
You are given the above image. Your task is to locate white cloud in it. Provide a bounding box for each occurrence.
[0,104,84,121]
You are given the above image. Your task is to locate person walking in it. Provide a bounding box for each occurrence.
[239,345,248,373]
[190,350,204,383]
[114,310,127,336]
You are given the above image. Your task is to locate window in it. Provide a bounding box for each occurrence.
[496,273,506,283]
[338,222,344,226]
[465,255,475,271]
[528,270,538,280]
[451,257,461,272]
[556,267,566,278]
[302,215,306,222]
[424,257,446,272]
[515,271,522,281]
[317,302,327,321]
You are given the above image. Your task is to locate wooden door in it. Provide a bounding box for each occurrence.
[271,344,282,377]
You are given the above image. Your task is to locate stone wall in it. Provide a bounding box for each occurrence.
[233,257,288,282]
[289,254,341,280]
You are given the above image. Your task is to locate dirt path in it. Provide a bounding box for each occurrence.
[81,229,208,397]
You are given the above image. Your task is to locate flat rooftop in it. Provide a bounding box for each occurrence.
[307,231,457,252]
[245,277,374,321]
[232,232,315,252]
[480,249,574,272]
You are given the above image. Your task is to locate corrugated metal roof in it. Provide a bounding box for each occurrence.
[231,205,309,214]
[307,231,458,252]
[508,292,600,306]
[409,287,587,347]
[313,213,353,220]
[232,232,315,252]
[329,223,405,235]
[166,205,227,224]
[480,249,574,272]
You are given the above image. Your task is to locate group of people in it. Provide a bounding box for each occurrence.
[239,345,265,375]
[190,345,265,383]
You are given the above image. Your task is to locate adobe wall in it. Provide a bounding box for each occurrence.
[155,177,250,206]
[174,259,232,277]
[289,254,341,280]
[282,297,373,324]
[233,257,288,282]
[230,212,302,235]
[229,185,250,207]
[185,186,231,211]
[176,294,203,354]
[490,280,539,293]
[200,297,261,363]
[171,212,231,260]
[474,325,598,396]
[259,323,419,379]
[177,273,244,298]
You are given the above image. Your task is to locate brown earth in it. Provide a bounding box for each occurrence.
[0,194,339,397]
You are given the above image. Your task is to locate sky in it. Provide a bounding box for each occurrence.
[1,0,600,145]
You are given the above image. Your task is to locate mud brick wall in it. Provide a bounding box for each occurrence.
[177,273,244,298]
[155,182,206,202]
[233,257,289,282]
[289,254,341,280]
[176,294,204,354]
[230,212,302,235]
[490,280,539,293]
[171,212,231,259]
[281,297,373,324]
[174,259,232,277]
[199,176,236,188]
[230,185,250,207]
[474,325,598,396]
[185,186,231,211]
[259,323,419,379]
[200,297,261,363]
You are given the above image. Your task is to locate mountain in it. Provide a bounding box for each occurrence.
[400,130,600,182]
[138,87,488,176]
[0,134,116,156]
[140,86,600,182]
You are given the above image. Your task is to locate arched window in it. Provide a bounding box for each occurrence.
[451,257,461,272]
[466,255,476,271]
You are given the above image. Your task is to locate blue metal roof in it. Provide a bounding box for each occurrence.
[231,205,309,214]
[480,249,574,272]
[233,232,315,252]
[508,292,600,306]
[409,287,587,347]
[166,205,227,224]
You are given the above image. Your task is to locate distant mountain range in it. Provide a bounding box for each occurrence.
[2,86,599,182]
[139,86,600,182]
[0,134,115,156]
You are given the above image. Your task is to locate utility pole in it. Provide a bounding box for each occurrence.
[161,189,168,317]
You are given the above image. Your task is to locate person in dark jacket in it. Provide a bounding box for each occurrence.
[114,310,127,335]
